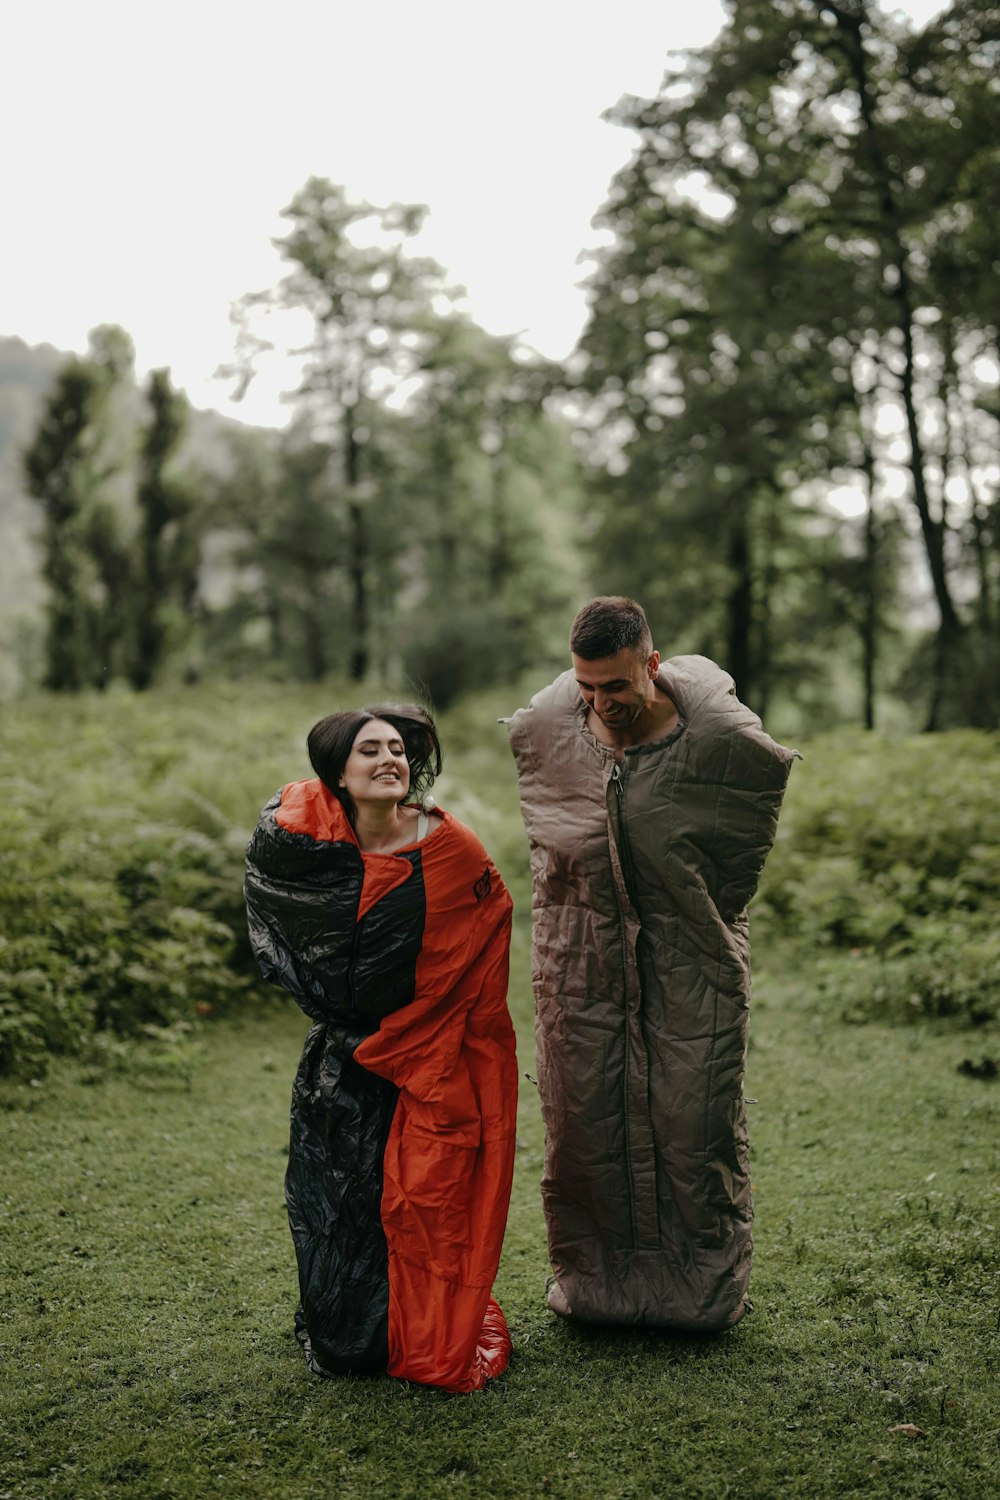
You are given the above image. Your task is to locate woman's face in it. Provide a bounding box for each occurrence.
[339,718,411,810]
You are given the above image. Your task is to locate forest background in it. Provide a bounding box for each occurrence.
[3,0,999,1076]
[1,0,997,733]
[2,4,999,1495]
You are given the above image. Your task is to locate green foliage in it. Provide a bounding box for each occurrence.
[0,807,253,1079]
[21,334,205,697]
[22,340,124,692]
[812,928,1000,1029]
[576,0,1000,725]
[897,626,1000,732]
[7,197,591,705]
[207,431,350,682]
[0,685,314,1077]
[225,180,459,683]
[2,681,996,1083]
[0,676,536,1079]
[130,368,197,690]
[0,676,538,1078]
[402,605,527,709]
[218,184,588,696]
[755,728,1000,1024]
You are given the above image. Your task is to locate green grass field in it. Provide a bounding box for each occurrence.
[2,684,998,1498]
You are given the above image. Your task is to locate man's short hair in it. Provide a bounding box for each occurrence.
[569,597,653,661]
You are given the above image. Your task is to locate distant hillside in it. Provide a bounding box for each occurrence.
[0,334,272,687]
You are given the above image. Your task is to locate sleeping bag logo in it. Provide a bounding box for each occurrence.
[474,866,492,902]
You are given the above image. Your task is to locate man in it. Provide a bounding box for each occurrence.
[507,596,796,1331]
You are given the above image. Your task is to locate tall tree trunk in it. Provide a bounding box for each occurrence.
[266,594,286,661]
[344,409,368,682]
[43,541,88,691]
[302,577,329,681]
[819,0,963,720]
[726,496,753,702]
[432,429,458,591]
[489,423,511,593]
[850,355,880,729]
[89,519,131,691]
[943,325,994,633]
[967,485,995,635]
[132,523,164,691]
[861,471,878,732]
[755,483,781,723]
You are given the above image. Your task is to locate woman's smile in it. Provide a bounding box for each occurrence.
[339,721,412,809]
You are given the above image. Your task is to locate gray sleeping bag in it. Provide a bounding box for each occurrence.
[508,656,796,1330]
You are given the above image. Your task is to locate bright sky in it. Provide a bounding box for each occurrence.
[2,0,949,429]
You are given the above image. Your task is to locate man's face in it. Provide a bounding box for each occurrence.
[571,647,659,732]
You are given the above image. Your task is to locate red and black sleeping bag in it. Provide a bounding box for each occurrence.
[245,778,518,1392]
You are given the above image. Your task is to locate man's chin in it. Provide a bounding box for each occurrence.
[600,709,638,730]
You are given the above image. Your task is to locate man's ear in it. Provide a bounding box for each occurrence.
[647,650,661,678]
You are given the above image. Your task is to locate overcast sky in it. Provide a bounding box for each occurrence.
[2,0,949,428]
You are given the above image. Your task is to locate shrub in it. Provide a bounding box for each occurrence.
[400,606,531,711]
[0,686,314,1076]
[755,730,1000,944]
[752,729,1000,1026]
[810,922,1000,1027]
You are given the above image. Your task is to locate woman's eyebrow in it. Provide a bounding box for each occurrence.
[356,736,405,748]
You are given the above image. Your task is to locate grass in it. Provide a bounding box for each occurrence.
[2,682,999,1497]
[2,960,997,1500]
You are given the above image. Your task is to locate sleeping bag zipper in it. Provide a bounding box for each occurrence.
[611,759,639,1243]
[611,760,638,906]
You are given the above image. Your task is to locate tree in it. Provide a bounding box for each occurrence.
[227,179,456,681]
[130,369,198,689]
[212,308,587,702]
[23,327,135,690]
[810,0,962,724]
[576,1,867,711]
[574,0,1000,726]
[398,316,583,702]
[206,427,350,682]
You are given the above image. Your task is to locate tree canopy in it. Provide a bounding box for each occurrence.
[15,4,999,728]
[574,0,999,726]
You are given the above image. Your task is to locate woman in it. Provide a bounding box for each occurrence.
[245,703,517,1393]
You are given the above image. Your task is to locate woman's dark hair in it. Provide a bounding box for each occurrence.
[307,702,442,821]
[569,596,653,661]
